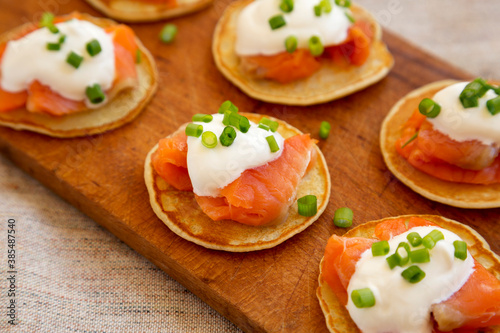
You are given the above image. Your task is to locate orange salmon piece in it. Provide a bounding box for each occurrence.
[26,81,87,115]
[241,49,321,84]
[324,21,372,67]
[0,43,28,112]
[151,130,192,191]
[195,134,315,226]
[374,216,438,240]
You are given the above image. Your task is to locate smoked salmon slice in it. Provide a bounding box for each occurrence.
[151,132,316,226]
[396,109,500,185]
[0,18,138,116]
[321,217,500,332]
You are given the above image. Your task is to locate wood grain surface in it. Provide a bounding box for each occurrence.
[1,1,499,332]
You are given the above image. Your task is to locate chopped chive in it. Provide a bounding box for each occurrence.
[308,35,324,57]
[40,12,55,28]
[135,49,142,64]
[85,84,105,104]
[48,25,59,34]
[321,0,332,13]
[486,96,500,115]
[192,113,213,123]
[239,116,250,133]
[66,51,83,69]
[371,240,390,257]
[269,15,286,30]
[280,0,294,13]
[220,126,237,146]
[86,39,102,57]
[453,240,468,260]
[314,4,322,16]
[418,98,441,118]
[422,230,444,249]
[345,12,355,23]
[410,248,430,264]
[470,78,490,97]
[266,135,280,153]
[159,24,177,43]
[297,195,317,216]
[401,132,418,149]
[259,117,279,132]
[406,232,422,247]
[319,121,331,139]
[459,88,479,108]
[201,131,218,148]
[386,253,399,269]
[285,35,298,53]
[351,288,375,308]
[395,242,411,266]
[46,42,60,51]
[218,100,238,114]
[185,123,203,137]
[59,34,66,44]
[333,207,353,228]
[258,123,270,131]
[335,0,351,7]
[401,265,426,283]
[222,110,240,127]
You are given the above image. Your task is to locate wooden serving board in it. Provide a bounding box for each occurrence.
[1,1,499,332]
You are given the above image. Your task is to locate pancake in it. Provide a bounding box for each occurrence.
[0,13,158,138]
[84,0,213,22]
[212,0,394,106]
[380,80,500,208]
[144,113,331,252]
[317,214,500,333]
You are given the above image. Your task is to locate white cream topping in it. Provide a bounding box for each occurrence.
[429,82,500,146]
[1,19,115,107]
[186,114,285,197]
[235,0,352,56]
[346,226,474,333]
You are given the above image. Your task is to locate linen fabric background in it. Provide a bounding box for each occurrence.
[1,0,499,332]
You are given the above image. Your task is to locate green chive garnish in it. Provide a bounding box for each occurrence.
[269,15,286,30]
[386,254,399,269]
[46,42,60,51]
[220,126,237,146]
[345,12,355,23]
[371,240,390,257]
[280,0,294,13]
[321,0,332,13]
[335,0,351,7]
[351,288,375,308]
[86,39,102,57]
[409,248,430,264]
[314,5,322,16]
[319,121,331,139]
[222,110,240,127]
[395,242,411,266]
[401,265,426,283]
[453,240,468,260]
[185,123,203,138]
[85,84,105,104]
[40,12,55,28]
[66,51,83,69]
[406,232,422,247]
[486,96,500,115]
[159,24,177,43]
[201,131,217,149]
[192,113,213,123]
[400,132,418,149]
[259,117,279,132]
[135,49,142,64]
[218,100,238,114]
[422,229,444,249]
[333,207,353,228]
[258,123,270,131]
[418,98,441,118]
[49,25,59,34]
[266,135,280,153]
[59,34,66,44]
[459,78,490,109]
[285,35,298,53]
[239,116,250,133]
[308,36,324,57]
[297,195,317,217]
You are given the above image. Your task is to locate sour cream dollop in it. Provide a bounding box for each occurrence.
[346,226,474,333]
[186,114,285,197]
[235,0,352,56]
[1,19,115,106]
[428,82,500,146]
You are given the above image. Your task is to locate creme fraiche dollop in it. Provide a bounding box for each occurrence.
[186,113,285,197]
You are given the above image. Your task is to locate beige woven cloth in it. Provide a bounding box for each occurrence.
[1,0,499,332]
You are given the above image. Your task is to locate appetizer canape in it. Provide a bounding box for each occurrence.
[317,215,500,333]
[144,102,330,251]
[212,0,394,105]
[0,12,157,137]
[380,79,500,208]
[84,0,213,22]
